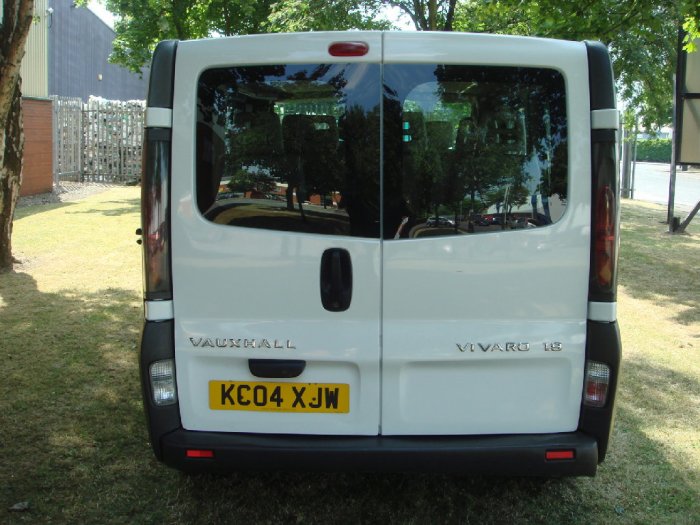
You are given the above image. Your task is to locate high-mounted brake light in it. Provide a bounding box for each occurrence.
[583,360,611,407]
[329,41,369,57]
[594,184,616,288]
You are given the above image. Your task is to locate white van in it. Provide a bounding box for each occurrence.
[139,31,621,476]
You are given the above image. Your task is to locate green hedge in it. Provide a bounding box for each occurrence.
[635,138,672,163]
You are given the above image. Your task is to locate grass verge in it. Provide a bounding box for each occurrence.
[0,190,698,524]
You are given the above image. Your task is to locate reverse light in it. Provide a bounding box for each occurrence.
[150,359,177,406]
[583,360,611,408]
[328,41,369,57]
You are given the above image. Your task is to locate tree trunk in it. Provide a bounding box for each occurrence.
[443,0,457,31]
[0,82,23,271]
[1,0,36,272]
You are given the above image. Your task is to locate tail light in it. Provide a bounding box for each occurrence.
[141,129,172,300]
[589,136,619,301]
[583,360,611,407]
[594,184,616,288]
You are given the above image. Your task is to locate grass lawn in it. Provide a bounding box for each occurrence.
[1,188,698,524]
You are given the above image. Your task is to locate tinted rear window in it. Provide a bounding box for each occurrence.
[196,64,381,238]
[383,65,567,239]
[196,63,567,239]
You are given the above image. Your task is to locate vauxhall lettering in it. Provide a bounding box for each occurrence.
[190,337,296,349]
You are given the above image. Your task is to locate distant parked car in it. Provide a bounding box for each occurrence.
[514,217,538,229]
[471,215,490,226]
[426,216,455,227]
[482,214,504,226]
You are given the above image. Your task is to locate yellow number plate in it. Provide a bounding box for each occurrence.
[209,381,350,413]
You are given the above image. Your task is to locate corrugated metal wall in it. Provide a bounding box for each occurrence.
[19,0,49,98]
[49,0,148,101]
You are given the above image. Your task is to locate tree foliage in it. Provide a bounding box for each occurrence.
[267,0,390,32]
[383,0,457,31]
[454,0,700,129]
[98,0,276,73]
[102,0,389,74]
[103,0,700,128]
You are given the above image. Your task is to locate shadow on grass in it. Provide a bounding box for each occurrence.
[1,270,697,523]
[0,271,149,523]
[170,356,699,524]
[619,203,700,326]
[13,201,77,220]
[66,198,141,217]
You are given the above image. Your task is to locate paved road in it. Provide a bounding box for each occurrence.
[627,162,700,211]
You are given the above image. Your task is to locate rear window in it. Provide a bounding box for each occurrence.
[196,63,381,238]
[383,65,567,239]
[196,63,567,239]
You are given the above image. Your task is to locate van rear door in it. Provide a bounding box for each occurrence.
[169,33,383,435]
[380,33,591,435]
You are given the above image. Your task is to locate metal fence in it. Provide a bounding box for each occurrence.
[52,96,82,184]
[52,96,145,184]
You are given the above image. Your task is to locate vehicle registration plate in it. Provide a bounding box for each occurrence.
[209,381,350,413]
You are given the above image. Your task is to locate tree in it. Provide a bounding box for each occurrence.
[383,0,457,31]
[454,0,700,130]
[267,0,390,32]
[99,0,275,73]
[103,0,389,74]
[0,0,35,272]
[104,0,700,127]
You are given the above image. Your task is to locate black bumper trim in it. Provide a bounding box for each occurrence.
[160,430,598,476]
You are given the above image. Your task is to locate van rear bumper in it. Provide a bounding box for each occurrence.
[159,430,598,476]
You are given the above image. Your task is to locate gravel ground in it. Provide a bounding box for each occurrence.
[17,182,126,207]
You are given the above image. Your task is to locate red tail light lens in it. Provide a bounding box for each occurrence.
[329,42,369,57]
[594,184,616,289]
[141,132,172,299]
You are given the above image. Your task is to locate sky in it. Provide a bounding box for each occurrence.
[88,1,115,29]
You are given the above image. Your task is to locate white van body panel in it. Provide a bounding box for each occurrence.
[168,31,591,436]
[170,33,383,434]
[381,33,591,434]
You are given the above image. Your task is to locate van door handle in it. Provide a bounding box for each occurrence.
[248,359,306,379]
[320,248,353,312]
